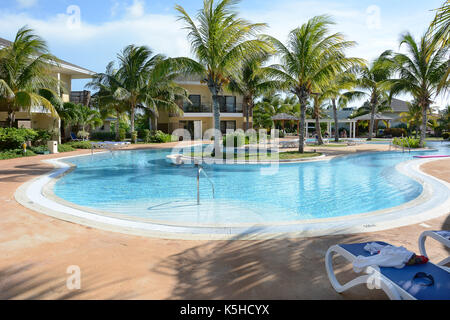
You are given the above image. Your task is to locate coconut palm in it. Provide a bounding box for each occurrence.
[347,55,394,140]
[176,0,272,154]
[384,32,449,147]
[227,54,280,130]
[0,26,60,127]
[263,15,364,152]
[75,104,103,134]
[429,0,449,46]
[87,62,130,141]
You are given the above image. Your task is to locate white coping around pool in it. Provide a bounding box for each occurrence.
[14,152,450,240]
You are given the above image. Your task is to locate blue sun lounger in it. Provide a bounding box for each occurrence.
[419,230,450,271]
[325,241,450,300]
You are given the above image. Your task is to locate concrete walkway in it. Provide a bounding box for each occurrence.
[0,143,448,299]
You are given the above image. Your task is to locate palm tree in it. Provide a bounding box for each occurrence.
[227,54,279,130]
[385,32,449,147]
[429,0,449,46]
[176,0,272,154]
[75,104,103,135]
[57,102,80,140]
[348,55,393,140]
[0,26,60,127]
[263,15,364,152]
[86,62,129,141]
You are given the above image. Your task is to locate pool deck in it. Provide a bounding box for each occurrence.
[0,142,448,299]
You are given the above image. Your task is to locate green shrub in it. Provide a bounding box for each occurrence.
[119,128,126,141]
[58,144,76,153]
[150,130,174,143]
[143,129,151,143]
[33,130,52,146]
[0,149,36,160]
[443,132,449,140]
[30,145,49,154]
[0,128,38,150]
[90,132,116,141]
[67,141,92,149]
[393,137,424,148]
[77,130,90,140]
[223,132,247,147]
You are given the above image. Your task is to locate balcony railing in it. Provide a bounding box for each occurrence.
[172,103,244,115]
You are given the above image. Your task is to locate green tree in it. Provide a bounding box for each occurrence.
[75,104,103,134]
[227,54,279,130]
[385,32,449,147]
[263,15,363,152]
[348,55,394,140]
[176,0,272,154]
[0,27,60,127]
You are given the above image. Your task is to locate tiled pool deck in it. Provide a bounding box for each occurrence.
[0,142,448,299]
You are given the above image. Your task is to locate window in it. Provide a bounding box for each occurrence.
[218,96,236,112]
[183,95,201,112]
[220,120,236,134]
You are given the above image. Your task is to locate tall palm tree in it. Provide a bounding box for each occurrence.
[348,55,393,140]
[176,0,272,154]
[0,27,60,127]
[385,32,449,147]
[263,15,364,152]
[87,62,129,141]
[227,54,279,130]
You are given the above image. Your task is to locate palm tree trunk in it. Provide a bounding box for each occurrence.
[332,98,339,142]
[368,102,376,141]
[314,98,323,145]
[210,86,222,158]
[115,110,120,141]
[130,105,136,143]
[419,104,428,147]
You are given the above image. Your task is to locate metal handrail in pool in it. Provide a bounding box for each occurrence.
[195,163,215,205]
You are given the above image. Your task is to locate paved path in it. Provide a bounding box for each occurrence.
[0,143,448,299]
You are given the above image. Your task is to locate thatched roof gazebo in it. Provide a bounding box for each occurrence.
[271,113,300,135]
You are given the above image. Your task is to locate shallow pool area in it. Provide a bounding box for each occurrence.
[50,142,449,226]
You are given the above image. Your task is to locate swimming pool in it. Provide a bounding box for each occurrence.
[51,142,449,226]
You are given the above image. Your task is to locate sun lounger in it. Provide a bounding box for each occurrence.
[280,140,299,148]
[419,231,450,270]
[70,132,83,142]
[90,141,131,152]
[325,241,450,300]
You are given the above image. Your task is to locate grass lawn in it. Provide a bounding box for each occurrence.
[190,151,321,161]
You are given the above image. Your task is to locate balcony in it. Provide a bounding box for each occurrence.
[170,102,244,117]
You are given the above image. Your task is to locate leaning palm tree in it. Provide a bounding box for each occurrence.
[263,15,364,152]
[385,32,449,147]
[348,55,394,140]
[176,0,272,154]
[227,54,279,130]
[0,26,60,127]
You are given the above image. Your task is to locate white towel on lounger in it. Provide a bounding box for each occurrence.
[353,243,414,272]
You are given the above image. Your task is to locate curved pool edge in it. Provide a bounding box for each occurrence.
[14,154,450,240]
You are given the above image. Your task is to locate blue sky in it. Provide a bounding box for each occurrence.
[0,0,447,106]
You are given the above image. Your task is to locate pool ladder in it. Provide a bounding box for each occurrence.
[195,163,215,205]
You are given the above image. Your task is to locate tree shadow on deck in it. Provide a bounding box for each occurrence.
[151,231,388,300]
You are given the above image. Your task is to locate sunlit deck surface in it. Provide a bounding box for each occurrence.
[0,142,448,299]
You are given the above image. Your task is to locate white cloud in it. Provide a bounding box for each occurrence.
[16,0,37,8]
[126,0,145,18]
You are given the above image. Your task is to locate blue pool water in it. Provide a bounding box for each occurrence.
[53,142,449,224]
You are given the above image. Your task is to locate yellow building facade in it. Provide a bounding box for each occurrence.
[157,78,251,139]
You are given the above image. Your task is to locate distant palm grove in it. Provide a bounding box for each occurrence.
[0,0,449,154]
